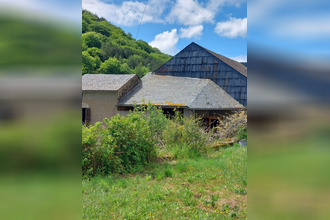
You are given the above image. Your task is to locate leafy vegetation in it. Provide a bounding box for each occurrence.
[215,110,247,141]
[82,105,212,176]
[0,16,80,67]
[82,10,171,77]
[82,106,247,218]
[82,146,247,219]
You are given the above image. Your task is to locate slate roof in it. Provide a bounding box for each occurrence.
[152,42,247,106]
[202,45,247,77]
[82,74,136,91]
[118,73,243,110]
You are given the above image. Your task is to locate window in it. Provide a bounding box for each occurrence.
[82,108,90,125]
[202,116,220,131]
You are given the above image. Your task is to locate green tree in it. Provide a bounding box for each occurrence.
[120,63,132,74]
[94,56,102,71]
[82,51,96,75]
[82,19,90,33]
[99,57,121,74]
[82,10,172,76]
[127,54,142,69]
[133,63,149,78]
[87,47,101,58]
[82,32,103,48]
[100,41,115,61]
[90,21,111,37]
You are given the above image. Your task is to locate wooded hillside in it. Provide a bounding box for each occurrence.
[82,10,171,77]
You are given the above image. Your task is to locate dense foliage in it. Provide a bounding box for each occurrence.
[0,16,80,67]
[82,105,212,176]
[82,10,171,77]
[215,110,247,141]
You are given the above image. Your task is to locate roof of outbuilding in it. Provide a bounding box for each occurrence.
[82,74,137,91]
[118,73,243,109]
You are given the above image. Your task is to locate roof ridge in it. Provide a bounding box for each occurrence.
[117,79,142,103]
[187,79,209,107]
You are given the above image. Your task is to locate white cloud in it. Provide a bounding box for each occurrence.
[272,15,330,39]
[167,0,246,26]
[82,0,247,28]
[180,25,203,39]
[167,0,213,26]
[207,0,246,11]
[82,0,168,26]
[230,55,247,62]
[215,17,247,38]
[0,0,81,24]
[149,29,179,55]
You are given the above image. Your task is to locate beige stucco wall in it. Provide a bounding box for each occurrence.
[82,75,141,124]
[82,91,118,124]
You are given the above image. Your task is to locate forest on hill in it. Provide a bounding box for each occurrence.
[0,15,80,68]
[82,10,171,77]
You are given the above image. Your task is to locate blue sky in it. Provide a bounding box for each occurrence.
[248,0,330,62]
[82,0,247,61]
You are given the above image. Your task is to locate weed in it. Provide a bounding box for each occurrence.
[164,168,173,177]
[222,203,231,212]
[234,186,247,195]
[205,194,219,208]
[156,172,164,181]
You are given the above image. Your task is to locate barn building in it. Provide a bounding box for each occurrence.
[82,74,140,125]
[153,42,247,106]
[82,42,247,127]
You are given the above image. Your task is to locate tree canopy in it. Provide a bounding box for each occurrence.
[82,10,171,77]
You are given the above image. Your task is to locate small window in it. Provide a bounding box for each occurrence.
[82,108,90,125]
[202,117,220,131]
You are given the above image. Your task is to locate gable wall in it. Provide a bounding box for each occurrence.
[82,91,118,124]
[153,43,247,106]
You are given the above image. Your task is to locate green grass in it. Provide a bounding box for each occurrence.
[82,146,247,219]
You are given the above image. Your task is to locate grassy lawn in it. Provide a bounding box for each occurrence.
[82,146,247,219]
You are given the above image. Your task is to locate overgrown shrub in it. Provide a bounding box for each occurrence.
[82,110,157,176]
[236,126,247,140]
[103,113,156,172]
[82,105,214,176]
[215,110,247,141]
[82,122,122,176]
[161,111,211,159]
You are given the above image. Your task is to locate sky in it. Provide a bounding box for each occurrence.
[82,0,247,61]
[2,0,330,63]
[248,0,330,61]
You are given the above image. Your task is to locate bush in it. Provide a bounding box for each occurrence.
[82,122,114,176]
[236,126,247,140]
[82,111,157,176]
[161,111,211,159]
[215,110,247,141]
[82,105,214,176]
[103,114,156,172]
